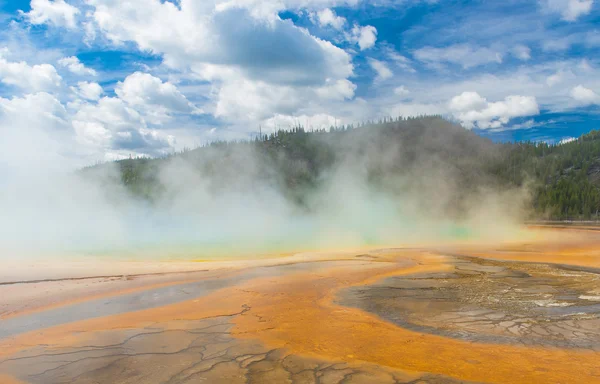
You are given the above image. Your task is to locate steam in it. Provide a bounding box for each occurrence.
[0,117,531,261]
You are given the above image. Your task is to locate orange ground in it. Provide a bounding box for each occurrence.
[1,227,600,383]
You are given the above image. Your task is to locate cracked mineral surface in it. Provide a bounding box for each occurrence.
[339,256,600,350]
[2,227,600,383]
[0,316,464,384]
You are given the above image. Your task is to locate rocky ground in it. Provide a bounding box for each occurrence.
[2,227,600,383]
[340,256,600,350]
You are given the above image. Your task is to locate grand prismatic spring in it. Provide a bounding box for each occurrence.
[3,1,600,383]
[1,225,600,383]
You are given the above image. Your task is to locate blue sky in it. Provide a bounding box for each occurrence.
[0,0,599,166]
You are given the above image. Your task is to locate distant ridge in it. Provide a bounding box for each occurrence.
[84,116,600,220]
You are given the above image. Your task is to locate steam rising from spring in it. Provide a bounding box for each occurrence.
[0,117,530,261]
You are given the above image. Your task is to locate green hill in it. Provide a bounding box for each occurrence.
[83,116,600,221]
[497,131,600,220]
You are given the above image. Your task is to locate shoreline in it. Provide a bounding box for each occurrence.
[0,223,579,284]
[2,225,600,322]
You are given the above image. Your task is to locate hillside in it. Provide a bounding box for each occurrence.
[83,116,600,221]
[499,131,600,219]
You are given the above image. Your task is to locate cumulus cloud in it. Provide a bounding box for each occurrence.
[196,66,356,125]
[0,58,62,91]
[570,85,600,105]
[449,91,489,113]
[82,0,355,124]
[24,0,80,29]
[414,44,503,69]
[542,0,594,21]
[368,58,393,81]
[449,91,540,129]
[315,78,356,101]
[71,81,103,101]
[214,9,353,86]
[88,2,352,85]
[2,70,185,163]
[312,8,346,30]
[115,72,199,121]
[212,76,304,122]
[73,96,174,156]
[347,24,378,50]
[6,0,596,164]
[179,29,353,124]
[58,56,97,76]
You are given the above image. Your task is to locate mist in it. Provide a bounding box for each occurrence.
[0,117,531,262]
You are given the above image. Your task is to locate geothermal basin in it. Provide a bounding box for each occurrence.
[1,226,600,383]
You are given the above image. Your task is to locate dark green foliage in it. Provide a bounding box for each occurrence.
[82,117,600,221]
[494,132,600,220]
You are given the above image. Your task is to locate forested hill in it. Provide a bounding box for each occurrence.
[499,131,600,219]
[84,116,600,221]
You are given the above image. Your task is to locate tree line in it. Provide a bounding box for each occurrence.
[85,116,600,221]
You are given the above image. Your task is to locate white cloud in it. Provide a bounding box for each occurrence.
[449,91,540,129]
[5,0,598,165]
[383,57,600,116]
[347,24,377,50]
[387,102,446,119]
[3,71,184,162]
[71,81,103,101]
[0,92,68,125]
[58,56,97,76]
[82,0,355,124]
[449,91,488,112]
[542,0,594,21]
[115,72,199,121]
[25,0,80,29]
[312,8,346,30]
[263,113,341,132]
[211,76,306,122]
[315,78,356,101]
[546,69,575,86]
[73,96,174,155]
[368,58,393,81]
[394,86,410,96]
[546,72,562,87]
[508,119,537,130]
[73,97,142,133]
[414,44,503,69]
[387,49,416,73]
[558,136,577,144]
[570,85,600,105]
[194,64,356,125]
[0,58,62,91]
[542,30,600,52]
[87,1,352,84]
[542,36,574,52]
[512,45,532,61]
